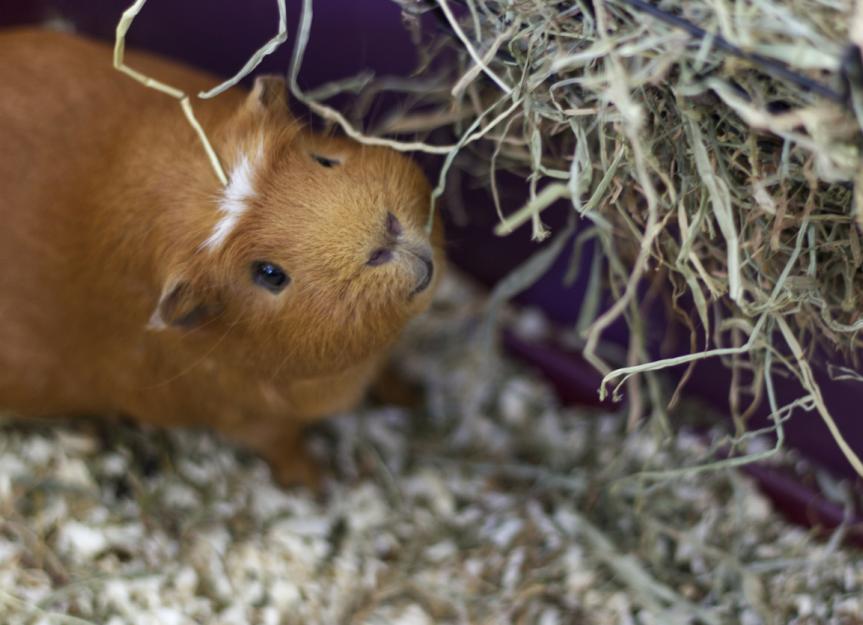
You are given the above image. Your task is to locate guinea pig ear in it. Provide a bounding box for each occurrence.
[245,75,290,116]
[147,279,222,331]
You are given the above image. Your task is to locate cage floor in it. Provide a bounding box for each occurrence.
[1,276,860,625]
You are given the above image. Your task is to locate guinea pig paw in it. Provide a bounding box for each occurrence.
[269,449,324,491]
[369,365,423,409]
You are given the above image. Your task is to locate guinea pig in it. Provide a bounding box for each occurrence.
[0,28,444,484]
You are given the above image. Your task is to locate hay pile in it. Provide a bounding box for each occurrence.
[287,0,863,474]
[2,275,861,625]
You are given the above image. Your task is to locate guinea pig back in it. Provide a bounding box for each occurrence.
[0,28,444,484]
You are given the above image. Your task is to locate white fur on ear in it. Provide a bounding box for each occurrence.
[146,279,182,331]
[146,279,218,331]
[248,74,288,112]
[146,307,168,331]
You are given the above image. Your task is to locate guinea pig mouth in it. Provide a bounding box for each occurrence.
[409,255,435,299]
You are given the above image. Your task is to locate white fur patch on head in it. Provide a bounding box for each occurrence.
[202,150,259,251]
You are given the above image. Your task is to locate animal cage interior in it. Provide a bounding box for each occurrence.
[0,0,862,623]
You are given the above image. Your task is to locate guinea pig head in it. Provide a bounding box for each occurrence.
[149,76,444,377]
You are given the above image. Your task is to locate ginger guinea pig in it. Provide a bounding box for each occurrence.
[0,29,444,484]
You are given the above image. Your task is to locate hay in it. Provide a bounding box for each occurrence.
[287,0,863,475]
[1,275,861,624]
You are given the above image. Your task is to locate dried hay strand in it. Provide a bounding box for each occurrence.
[285,0,863,476]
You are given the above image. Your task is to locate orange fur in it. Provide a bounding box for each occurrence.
[0,29,444,484]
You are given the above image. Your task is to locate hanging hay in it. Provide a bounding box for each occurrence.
[283,0,863,475]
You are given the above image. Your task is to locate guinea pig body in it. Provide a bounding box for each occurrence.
[0,29,444,483]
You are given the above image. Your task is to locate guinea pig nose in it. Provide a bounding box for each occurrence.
[386,212,403,238]
[367,248,394,266]
[411,256,435,297]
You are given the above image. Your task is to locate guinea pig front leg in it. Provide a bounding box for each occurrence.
[369,360,423,408]
[265,430,322,489]
[224,418,321,488]
[222,360,386,487]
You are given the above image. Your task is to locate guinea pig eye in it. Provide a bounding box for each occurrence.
[251,261,290,293]
[311,154,340,168]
